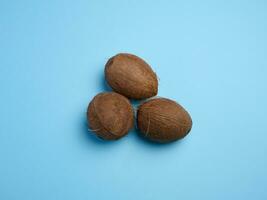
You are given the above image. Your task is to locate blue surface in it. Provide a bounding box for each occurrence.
[1,0,267,199]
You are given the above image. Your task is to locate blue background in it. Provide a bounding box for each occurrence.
[1,0,267,199]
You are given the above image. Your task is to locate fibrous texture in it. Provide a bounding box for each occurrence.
[137,98,192,143]
[105,53,158,99]
[87,92,134,140]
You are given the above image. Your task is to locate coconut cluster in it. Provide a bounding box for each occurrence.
[87,53,192,143]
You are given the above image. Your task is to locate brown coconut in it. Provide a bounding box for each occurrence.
[105,53,158,99]
[137,98,192,143]
[87,92,134,140]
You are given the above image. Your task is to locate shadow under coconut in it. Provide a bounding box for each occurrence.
[133,127,184,148]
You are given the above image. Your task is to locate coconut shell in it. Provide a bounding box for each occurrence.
[105,53,158,99]
[137,98,192,143]
[87,92,134,140]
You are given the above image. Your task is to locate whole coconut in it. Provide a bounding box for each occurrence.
[87,92,134,140]
[105,53,158,99]
[137,98,192,143]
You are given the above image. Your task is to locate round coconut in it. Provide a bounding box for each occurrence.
[105,53,158,99]
[87,92,134,140]
[137,98,192,143]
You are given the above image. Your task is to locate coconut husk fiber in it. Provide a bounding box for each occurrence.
[137,98,192,143]
[105,53,158,99]
[87,92,134,140]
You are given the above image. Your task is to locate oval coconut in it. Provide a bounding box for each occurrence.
[87,92,134,140]
[105,53,158,99]
[137,98,192,143]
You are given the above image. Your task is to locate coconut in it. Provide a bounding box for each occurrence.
[87,92,134,140]
[137,98,192,143]
[105,53,158,99]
